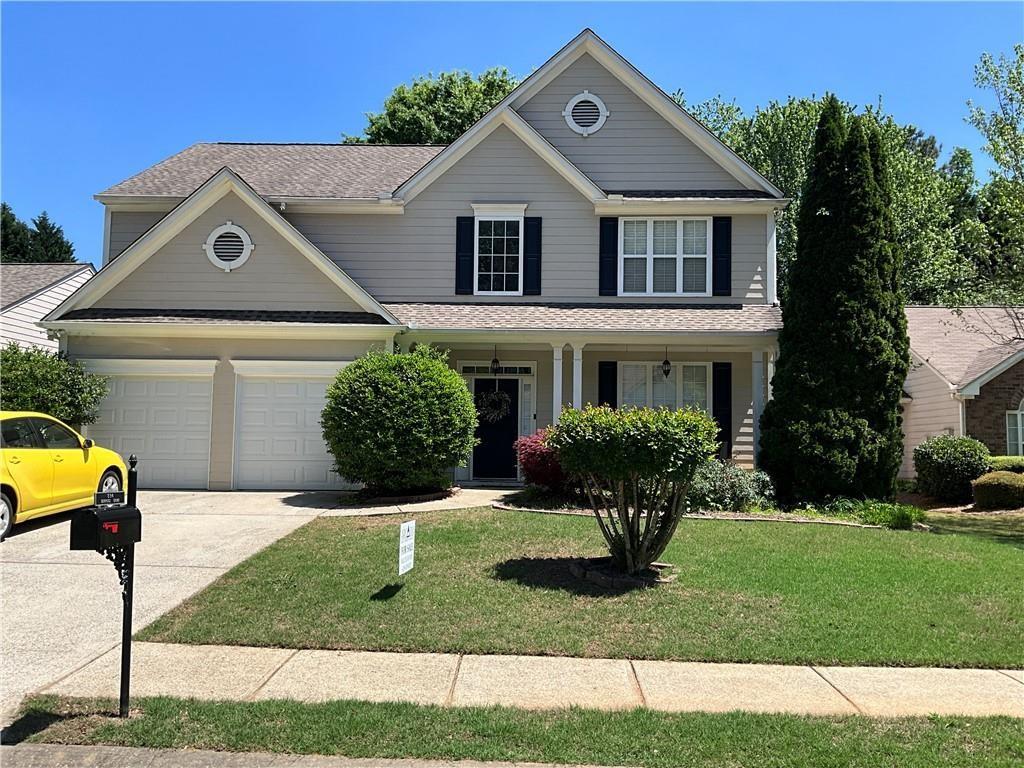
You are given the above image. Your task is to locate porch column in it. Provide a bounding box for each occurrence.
[571,343,584,409]
[752,350,766,463]
[766,348,776,400]
[552,344,564,425]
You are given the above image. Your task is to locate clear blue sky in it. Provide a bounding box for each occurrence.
[2,2,1020,267]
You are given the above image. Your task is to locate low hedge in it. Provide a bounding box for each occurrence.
[989,456,1024,474]
[913,435,990,503]
[972,471,1024,510]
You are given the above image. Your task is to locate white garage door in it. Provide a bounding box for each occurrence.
[234,375,348,490]
[88,376,213,489]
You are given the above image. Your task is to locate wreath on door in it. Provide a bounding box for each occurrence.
[476,388,511,424]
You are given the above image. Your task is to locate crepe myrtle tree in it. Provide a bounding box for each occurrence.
[321,345,477,495]
[548,406,719,575]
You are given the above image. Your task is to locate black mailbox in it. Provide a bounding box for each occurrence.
[71,505,142,551]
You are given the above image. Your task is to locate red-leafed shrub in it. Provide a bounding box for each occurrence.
[515,429,565,492]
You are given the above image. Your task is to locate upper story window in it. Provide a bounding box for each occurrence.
[204,221,253,272]
[619,217,712,297]
[472,204,526,296]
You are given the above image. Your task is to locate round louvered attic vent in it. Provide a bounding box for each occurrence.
[563,91,609,136]
[203,221,253,271]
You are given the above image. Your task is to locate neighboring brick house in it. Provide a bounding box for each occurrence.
[902,306,1024,477]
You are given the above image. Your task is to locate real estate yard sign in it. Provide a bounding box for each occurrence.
[399,520,415,575]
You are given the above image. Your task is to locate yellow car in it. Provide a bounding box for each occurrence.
[0,411,127,541]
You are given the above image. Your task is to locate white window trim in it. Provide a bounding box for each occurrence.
[1007,406,1024,455]
[203,220,254,272]
[618,216,712,297]
[617,361,713,413]
[473,209,525,297]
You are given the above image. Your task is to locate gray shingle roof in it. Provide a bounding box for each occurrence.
[99,143,446,199]
[1,263,92,310]
[57,308,389,325]
[906,306,1024,388]
[384,302,782,333]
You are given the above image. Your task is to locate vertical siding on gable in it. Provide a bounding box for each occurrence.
[516,53,744,191]
[1,269,93,350]
[901,358,962,477]
[284,125,766,304]
[95,191,365,312]
[108,211,168,262]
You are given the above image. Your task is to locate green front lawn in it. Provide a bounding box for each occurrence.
[9,696,1022,768]
[139,508,1024,668]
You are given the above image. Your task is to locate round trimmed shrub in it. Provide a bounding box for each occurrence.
[972,471,1024,510]
[548,405,718,574]
[687,460,774,512]
[0,343,108,428]
[321,346,477,494]
[913,435,990,503]
[514,429,565,493]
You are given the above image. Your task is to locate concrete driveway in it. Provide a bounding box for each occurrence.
[0,490,338,721]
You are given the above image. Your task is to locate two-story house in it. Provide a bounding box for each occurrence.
[42,29,787,490]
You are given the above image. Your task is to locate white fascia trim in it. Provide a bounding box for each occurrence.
[958,349,1024,397]
[55,167,399,325]
[1,265,94,314]
[505,30,784,198]
[403,328,778,347]
[909,348,958,391]
[472,203,529,215]
[79,358,218,376]
[231,359,352,377]
[394,109,605,205]
[595,198,790,216]
[42,320,405,341]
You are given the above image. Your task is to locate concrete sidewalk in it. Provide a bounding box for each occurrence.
[0,744,623,768]
[42,642,1024,718]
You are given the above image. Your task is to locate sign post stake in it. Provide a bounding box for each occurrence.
[109,454,138,718]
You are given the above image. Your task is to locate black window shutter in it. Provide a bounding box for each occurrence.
[712,216,732,297]
[455,216,474,295]
[523,217,542,295]
[599,217,618,296]
[598,361,617,407]
[712,362,732,458]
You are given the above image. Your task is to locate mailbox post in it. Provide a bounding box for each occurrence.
[70,455,141,718]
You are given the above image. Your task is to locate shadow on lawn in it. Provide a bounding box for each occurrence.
[1,709,76,745]
[926,511,1024,550]
[491,556,646,597]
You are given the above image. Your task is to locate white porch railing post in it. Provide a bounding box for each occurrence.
[552,344,564,425]
[752,350,766,464]
[571,343,584,409]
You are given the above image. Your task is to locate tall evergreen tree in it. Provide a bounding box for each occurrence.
[760,97,909,502]
[28,212,75,263]
[1,203,33,262]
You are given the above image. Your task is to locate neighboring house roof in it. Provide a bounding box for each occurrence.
[1,263,94,311]
[56,308,390,325]
[384,302,782,334]
[906,305,1024,395]
[98,143,445,200]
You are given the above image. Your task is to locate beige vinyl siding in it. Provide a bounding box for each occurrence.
[108,211,167,262]
[66,335,383,489]
[95,191,365,312]
[516,53,744,191]
[285,126,766,304]
[1,269,93,350]
[901,355,962,478]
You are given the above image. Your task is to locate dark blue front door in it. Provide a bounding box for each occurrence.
[472,378,519,479]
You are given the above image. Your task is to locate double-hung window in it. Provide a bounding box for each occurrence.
[619,217,712,297]
[1007,402,1024,455]
[473,204,526,296]
[620,362,711,412]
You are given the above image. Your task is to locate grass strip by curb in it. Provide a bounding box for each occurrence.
[5,695,1022,768]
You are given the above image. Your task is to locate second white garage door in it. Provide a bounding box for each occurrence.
[234,375,349,490]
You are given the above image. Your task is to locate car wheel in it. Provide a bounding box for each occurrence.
[98,470,121,494]
[0,491,13,542]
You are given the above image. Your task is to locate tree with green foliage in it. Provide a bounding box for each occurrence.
[321,345,477,494]
[344,68,518,145]
[0,344,108,427]
[0,204,76,263]
[759,97,910,503]
[1,203,33,262]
